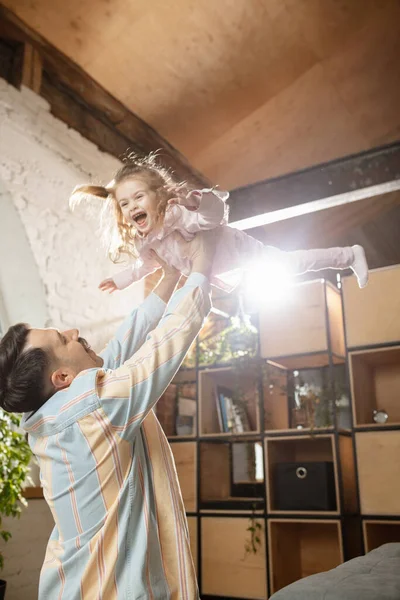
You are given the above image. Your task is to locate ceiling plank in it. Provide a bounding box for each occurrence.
[0,4,209,186]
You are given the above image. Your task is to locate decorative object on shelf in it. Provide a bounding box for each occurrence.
[273,461,336,511]
[0,410,32,575]
[373,409,388,424]
[292,370,335,431]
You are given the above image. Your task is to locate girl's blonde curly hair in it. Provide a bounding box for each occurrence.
[70,152,187,262]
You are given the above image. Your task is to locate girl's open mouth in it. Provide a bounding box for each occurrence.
[133,212,147,227]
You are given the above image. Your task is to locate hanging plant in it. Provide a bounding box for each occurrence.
[198,315,258,366]
[244,510,263,557]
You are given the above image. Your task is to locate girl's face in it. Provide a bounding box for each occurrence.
[115,177,160,236]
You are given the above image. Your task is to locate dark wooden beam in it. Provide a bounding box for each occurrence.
[228,141,400,232]
[0,4,209,186]
[0,36,24,87]
[20,43,42,93]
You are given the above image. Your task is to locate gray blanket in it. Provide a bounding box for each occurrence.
[270,543,400,600]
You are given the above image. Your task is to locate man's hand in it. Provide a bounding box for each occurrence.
[186,229,218,280]
[150,250,181,304]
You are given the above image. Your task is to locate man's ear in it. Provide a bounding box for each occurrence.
[51,367,75,390]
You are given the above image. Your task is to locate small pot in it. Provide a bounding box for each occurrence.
[0,580,6,600]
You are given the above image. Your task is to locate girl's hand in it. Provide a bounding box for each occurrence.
[99,278,118,294]
[167,185,201,212]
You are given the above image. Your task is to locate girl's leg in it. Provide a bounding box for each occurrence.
[266,244,369,288]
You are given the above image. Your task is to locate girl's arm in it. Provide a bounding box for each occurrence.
[168,188,230,233]
[99,254,160,293]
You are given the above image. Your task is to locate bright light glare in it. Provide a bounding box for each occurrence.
[243,256,294,310]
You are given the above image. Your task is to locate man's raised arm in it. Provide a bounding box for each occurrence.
[97,231,216,439]
[100,254,181,369]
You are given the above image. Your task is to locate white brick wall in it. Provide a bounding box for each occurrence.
[0,76,145,349]
[0,77,147,597]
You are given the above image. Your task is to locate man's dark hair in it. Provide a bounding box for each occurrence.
[0,323,51,413]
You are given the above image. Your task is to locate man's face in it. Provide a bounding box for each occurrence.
[28,328,103,388]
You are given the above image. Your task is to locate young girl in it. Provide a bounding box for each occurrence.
[70,154,368,294]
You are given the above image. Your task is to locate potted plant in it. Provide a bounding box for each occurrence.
[0,409,32,599]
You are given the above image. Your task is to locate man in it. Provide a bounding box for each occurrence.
[0,231,216,599]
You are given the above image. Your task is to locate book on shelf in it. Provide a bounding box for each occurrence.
[216,385,251,433]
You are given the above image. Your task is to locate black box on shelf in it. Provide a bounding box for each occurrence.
[273,461,336,511]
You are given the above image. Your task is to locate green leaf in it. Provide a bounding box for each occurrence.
[0,408,32,571]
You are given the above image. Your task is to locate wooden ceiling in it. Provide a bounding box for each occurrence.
[1,0,400,274]
[3,0,400,190]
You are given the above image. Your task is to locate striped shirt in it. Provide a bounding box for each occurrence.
[21,272,210,599]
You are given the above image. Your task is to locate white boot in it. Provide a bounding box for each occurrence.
[350,245,369,288]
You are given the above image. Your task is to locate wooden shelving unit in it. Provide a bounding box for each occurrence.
[363,520,400,553]
[198,365,260,436]
[355,430,400,515]
[154,267,400,597]
[343,264,400,565]
[154,276,364,599]
[268,519,344,594]
[199,439,264,510]
[258,279,345,369]
[342,265,400,349]
[265,435,340,515]
[349,346,400,427]
[201,516,267,599]
[170,441,197,512]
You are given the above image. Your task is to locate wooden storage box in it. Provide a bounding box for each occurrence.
[170,441,197,512]
[265,435,340,515]
[199,440,264,509]
[259,279,345,369]
[268,519,343,594]
[356,430,400,515]
[187,517,198,574]
[198,366,260,436]
[156,376,197,438]
[264,362,350,433]
[349,346,400,427]
[263,361,289,432]
[363,520,400,553]
[343,265,400,348]
[201,516,267,599]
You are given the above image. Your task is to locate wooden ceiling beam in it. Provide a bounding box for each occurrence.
[228,141,400,233]
[20,43,42,93]
[0,4,209,186]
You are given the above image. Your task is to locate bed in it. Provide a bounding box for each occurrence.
[270,543,400,600]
